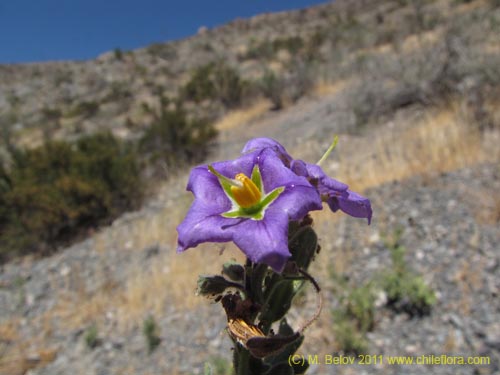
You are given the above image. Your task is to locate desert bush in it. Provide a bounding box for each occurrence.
[379,229,436,317]
[0,132,142,260]
[181,62,244,108]
[243,39,275,60]
[332,313,369,355]
[273,36,304,55]
[53,69,73,87]
[84,324,100,349]
[143,316,161,353]
[67,100,100,118]
[286,59,316,103]
[6,92,20,108]
[243,36,306,61]
[344,284,376,333]
[259,70,285,110]
[331,284,373,355]
[103,81,132,102]
[212,63,244,109]
[147,43,177,60]
[181,63,216,103]
[0,162,10,233]
[113,48,124,61]
[305,28,328,61]
[139,100,217,171]
[41,107,62,122]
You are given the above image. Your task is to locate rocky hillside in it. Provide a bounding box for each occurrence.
[2,0,498,149]
[0,1,336,147]
[0,0,499,374]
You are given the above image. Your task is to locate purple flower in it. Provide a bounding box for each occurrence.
[176,148,322,273]
[243,138,372,224]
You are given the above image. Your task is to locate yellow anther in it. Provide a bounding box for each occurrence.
[231,173,261,208]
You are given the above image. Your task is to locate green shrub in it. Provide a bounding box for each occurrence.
[330,272,374,355]
[244,39,275,60]
[212,64,243,109]
[380,229,436,316]
[147,43,177,60]
[41,107,62,122]
[0,132,142,260]
[305,29,327,61]
[273,36,304,55]
[243,36,305,61]
[67,101,99,118]
[344,284,376,333]
[113,48,123,61]
[139,101,217,169]
[53,69,73,87]
[104,81,132,102]
[143,316,161,353]
[259,71,285,110]
[181,63,216,103]
[0,162,10,230]
[84,324,100,349]
[332,314,369,355]
[181,62,244,108]
[381,271,436,316]
[287,60,316,103]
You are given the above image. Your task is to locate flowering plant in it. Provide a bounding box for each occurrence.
[177,138,371,374]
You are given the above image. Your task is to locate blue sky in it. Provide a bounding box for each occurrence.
[0,0,329,64]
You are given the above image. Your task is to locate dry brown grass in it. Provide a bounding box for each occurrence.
[46,244,245,335]
[0,326,57,375]
[214,99,271,131]
[37,184,246,334]
[452,259,484,318]
[399,28,441,53]
[312,79,351,97]
[116,244,245,328]
[334,103,499,192]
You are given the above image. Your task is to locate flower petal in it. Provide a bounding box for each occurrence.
[232,209,290,273]
[305,163,348,192]
[242,138,292,165]
[207,151,257,182]
[271,185,323,221]
[256,149,322,219]
[176,200,236,252]
[186,165,233,210]
[328,190,373,224]
[290,160,308,177]
[257,149,311,193]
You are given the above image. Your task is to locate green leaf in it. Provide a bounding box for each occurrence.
[260,186,284,208]
[251,164,263,191]
[263,362,294,375]
[264,336,307,373]
[260,279,295,331]
[289,226,318,270]
[208,165,237,201]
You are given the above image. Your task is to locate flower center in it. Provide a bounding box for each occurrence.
[231,173,261,208]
